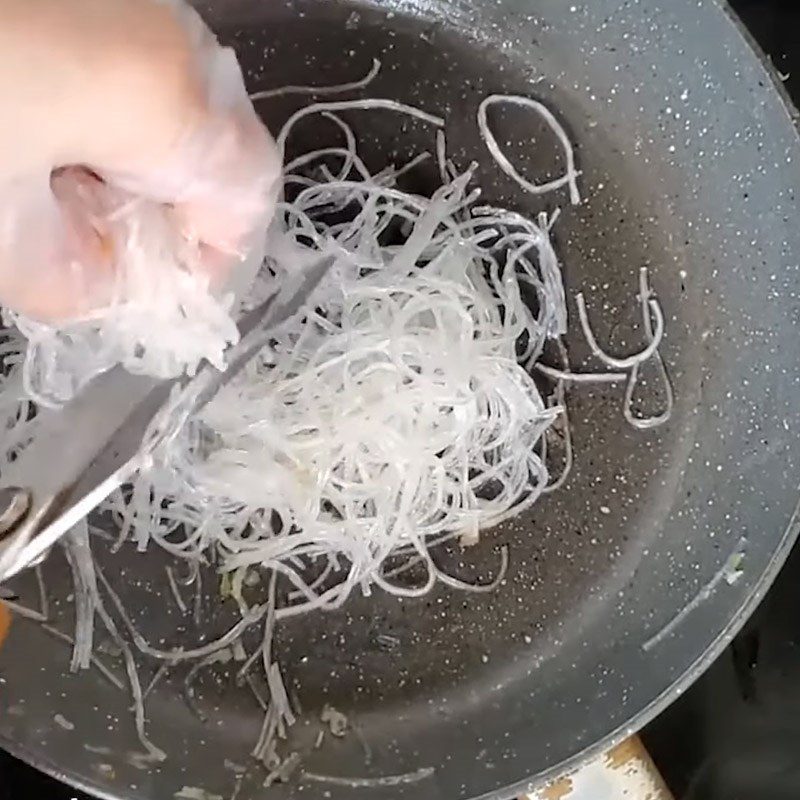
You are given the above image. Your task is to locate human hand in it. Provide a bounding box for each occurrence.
[0,0,281,321]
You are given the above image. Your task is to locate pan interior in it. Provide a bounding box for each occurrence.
[203,0,695,712]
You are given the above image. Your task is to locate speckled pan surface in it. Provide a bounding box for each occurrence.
[1,1,799,799]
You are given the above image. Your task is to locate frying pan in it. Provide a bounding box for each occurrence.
[2,1,800,798]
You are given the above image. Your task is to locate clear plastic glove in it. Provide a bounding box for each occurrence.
[0,0,281,321]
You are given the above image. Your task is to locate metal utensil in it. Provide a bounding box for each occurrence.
[0,255,334,583]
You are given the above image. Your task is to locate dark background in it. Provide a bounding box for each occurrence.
[1,2,798,798]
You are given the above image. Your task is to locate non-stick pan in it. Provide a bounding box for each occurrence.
[2,1,800,798]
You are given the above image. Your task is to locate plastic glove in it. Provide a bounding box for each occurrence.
[0,0,281,321]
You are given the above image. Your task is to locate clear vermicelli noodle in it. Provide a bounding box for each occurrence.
[115,158,561,593]
[0,66,671,770]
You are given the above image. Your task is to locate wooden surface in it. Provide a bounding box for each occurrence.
[525,736,674,800]
[0,603,9,649]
